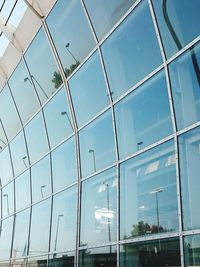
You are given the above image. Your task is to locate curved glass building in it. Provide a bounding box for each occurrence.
[0,0,200,266]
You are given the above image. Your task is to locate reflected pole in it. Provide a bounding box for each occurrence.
[54,214,64,252]
[60,111,74,131]
[40,185,46,198]
[88,149,96,172]
[150,188,163,233]
[22,156,28,168]
[65,43,79,64]
[3,194,9,215]
[24,76,49,99]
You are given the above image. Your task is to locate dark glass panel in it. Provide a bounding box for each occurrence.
[27,256,48,267]
[49,252,75,267]
[184,235,200,267]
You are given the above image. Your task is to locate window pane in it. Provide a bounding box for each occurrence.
[115,71,173,159]
[50,186,77,252]
[179,127,200,230]
[0,85,22,141]
[10,131,29,177]
[0,217,14,260]
[0,147,13,186]
[81,168,117,246]
[69,52,109,127]
[120,238,181,267]
[29,198,51,256]
[101,1,162,100]
[152,0,200,58]
[8,59,40,125]
[2,181,14,217]
[46,0,95,78]
[31,155,51,203]
[15,170,30,211]
[27,256,47,267]
[25,112,49,164]
[49,252,75,267]
[12,209,30,258]
[84,0,135,40]
[52,137,77,192]
[79,110,116,177]
[169,43,200,130]
[25,27,60,103]
[184,235,200,267]
[79,246,117,267]
[120,141,178,240]
[44,87,73,149]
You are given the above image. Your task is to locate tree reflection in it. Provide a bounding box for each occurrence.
[52,61,80,89]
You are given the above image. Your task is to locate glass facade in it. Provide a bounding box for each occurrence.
[0,0,200,266]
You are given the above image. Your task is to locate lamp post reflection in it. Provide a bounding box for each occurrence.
[150,188,163,233]
[54,214,64,252]
[89,149,96,172]
[137,141,143,151]
[40,185,46,198]
[22,156,28,168]
[24,75,49,99]
[65,43,79,64]
[60,111,74,131]
[3,193,9,215]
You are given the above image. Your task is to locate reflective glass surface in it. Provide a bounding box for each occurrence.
[79,246,117,267]
[27,256,47,267]
[120,141,178,239]
[50,186,77,252]
[10,131,29,176]
[15,170,30,211]
[31,155,51,203]
[69,51,109,127]
[2,182,14,218]
[0,147,13,186]
[25,28,60,103]
[84,0,135,40]
[102,1,162,100]
[29,198,51,255]
[179,127,200,230]
[184,235,200,267]
[52,137,77,192]
[8,59,40,125]
[79,111,116,177]
[169,42,200,130]
[46,0,95,78]
[0,85,21,141]
[0,217,14,260]
[44,88,73,149]
[120,238,181,267]
[25,112,49,164]
[12,209,30,258]
[152,0,200,58]
[81,168,117,246]
[115,71,173,159]
[49,252,75,267]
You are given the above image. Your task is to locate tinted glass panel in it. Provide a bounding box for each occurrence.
[79,246,117,267]
[46,0,95,79]
[52,137,77,192]
[49,252,75,267]
[0,147,13,186]
[8,59,40,125]
[10,131,29,176]
[120,238,181,267]
[84,0,135,40]
[102,1,162,100]
[115,71,173,159]
[179,127,200,230]
[50,186,77,252]
[81,168,117,246]
[12,209,30,258]
[79,110,116,177]
[0,85,21,141]
[27,256,47,267]
[120,141,178,240]
[0,217,14,260]
[169,43,200,130]
[69,52,109,127]
[44,88,73,149]
[2,181,14,217]
[25,28,60,103]
[25,112,49,164]
[152,0,200,58]
[184,235,200,267]
[29,198,51,255]
[15,170,30,211]
[31,155,51,203]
